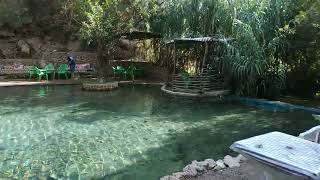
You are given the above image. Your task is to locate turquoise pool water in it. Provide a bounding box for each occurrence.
[0,85,318,179]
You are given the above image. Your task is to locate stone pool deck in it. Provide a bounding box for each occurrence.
[0,79,164,87]
[0,80,81,87]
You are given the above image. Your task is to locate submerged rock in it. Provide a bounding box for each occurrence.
[49,173,58,179]
[0,144,7,150]
[223,155,240,168]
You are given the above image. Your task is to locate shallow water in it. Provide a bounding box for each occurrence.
[0,85,317,179]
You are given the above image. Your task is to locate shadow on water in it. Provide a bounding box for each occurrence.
[100,111,318,180]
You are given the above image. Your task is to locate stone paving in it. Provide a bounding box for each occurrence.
[0,80,81,87]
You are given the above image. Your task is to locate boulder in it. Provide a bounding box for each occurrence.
[0,49,5,59]
[26,37,42,53]
[223,155,240,168]
[182,164,198,176]
[192,160,207,172]
[160,171,190,180]
[17,40,31,57]
[0,144,7,150]
[204,159,216,169]
[214,159,226,170]
[236,154,247,162]
[49,173,58,179]
[160,175,175,180]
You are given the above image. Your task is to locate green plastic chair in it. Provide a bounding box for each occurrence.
[133,67,144,77]
[112,66,126,78]
[28,66,38,80]
[57,64,69,79]
[35,67,48,81]
[45,63,55,80]
[124,65,136,80]
[123,65,145,80]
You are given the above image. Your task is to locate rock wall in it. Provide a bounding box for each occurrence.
[0,59,38,66]
[0,52,97,66]
[0,56,168,81]
[42,52,97,67]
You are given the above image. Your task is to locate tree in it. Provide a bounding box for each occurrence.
[280,0,320,97]
[143,0,318,98]
[77,0,148,81]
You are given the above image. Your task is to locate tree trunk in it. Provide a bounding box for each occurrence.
[96,40,112,82]
[97,40,107,81]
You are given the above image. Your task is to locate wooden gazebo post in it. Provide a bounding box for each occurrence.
[201,42,209,74]
[200,42,209,93]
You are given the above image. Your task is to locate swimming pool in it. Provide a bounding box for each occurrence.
[0,85,317,179]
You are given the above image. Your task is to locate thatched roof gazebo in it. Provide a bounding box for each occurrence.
[162,36,233,97]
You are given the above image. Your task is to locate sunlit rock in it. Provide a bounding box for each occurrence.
[215,159,226,170]
[204,159,216,169]
[223,155,240,168]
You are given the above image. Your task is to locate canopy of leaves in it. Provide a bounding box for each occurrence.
[77,0,148,44]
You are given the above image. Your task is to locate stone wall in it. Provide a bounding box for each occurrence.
[0,53,169,81]
[42,52,97,67]
[0,59,37,66]
[0,52,97,66]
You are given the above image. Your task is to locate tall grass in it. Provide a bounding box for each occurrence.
[144,0,302,96]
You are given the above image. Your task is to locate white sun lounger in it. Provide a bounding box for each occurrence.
[231,132,320,180]
[299,126,320,143]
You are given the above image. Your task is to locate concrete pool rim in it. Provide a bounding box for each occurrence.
[227,96,320,115]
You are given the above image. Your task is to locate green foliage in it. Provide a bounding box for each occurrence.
[0,0,32,28]
[77,0,148,44]
[141,0,319,98]
[280,0,320,98]
[143,0,295,96]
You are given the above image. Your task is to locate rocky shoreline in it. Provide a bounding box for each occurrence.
[161,155,247,180]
